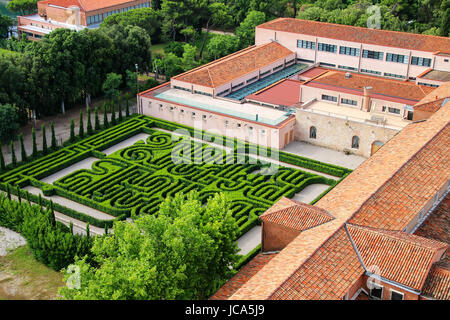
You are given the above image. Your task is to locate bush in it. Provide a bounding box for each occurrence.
[0,104,19,144]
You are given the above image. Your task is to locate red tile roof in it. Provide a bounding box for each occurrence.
[40,0,139,12]
[210,253,277,300]
[173,42,294,88]
[260,197,334,232]
[414,98,448,113]
[246,79,302,107]
[257,18,450,53]
[230,101,450,300]
[305,70,434,104]
[421,265,450,300]
[348,224,447,290]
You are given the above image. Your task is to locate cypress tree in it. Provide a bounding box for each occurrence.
[103,103,109,128]
[38,193,42,206]
[94,108,100,131]
[49,200,56,226]
[51,122,57,150]
[17,187,21,203]
[19,134,26,162]
[0,148,5,170]
[87,107,93,135]
[26,192,30,204]
[111,102,116,126]
[32,127,37,157]
[118,100,123,122]
[42,125,47,155]
[70,120,75,142]
[6,184,10,200]
[69,222,73,234]
[125,93,130,117]
[104,224,108,235]
[86,223,90,238]
[10,140,16,167]
[79,110,84,139]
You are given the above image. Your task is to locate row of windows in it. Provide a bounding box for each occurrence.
[341,98,357,106]
[309,127,360,149]
[382,106,401,114]
[386,53,407,64]
[136,2,151,8]
[338,65,358,71]
[297,40,315,49]
[339,46,360,57]
[321,94,337,102]
[362,49,383,60]
[360,68,381,75]
[417,82,439,88]
[88,2,150,24]
[384,72,406,79]
[411,56,432,67]
[87,14,102,25]
[370,283,404,300]
[318,43,337,53]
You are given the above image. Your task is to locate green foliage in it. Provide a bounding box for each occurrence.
[69,120,75,143]
[58,191,239,300]
[94,108,100,131]
[0,14,13,38]
[0,147,5,170]
[205,34,240,61]
[235,10,266,48]
[111,103,116,126]
[118,102,123,123]
[125,93,130,117]
[0,194,93,271]
[79,111,84,139]
[42,125,47,155]
[102,73,122,103]
[51,122,57,150]
[87,108,93,135]
[6,0,38,14]
[0,104,19,144]
[103,103,109,128]
[10,140,16,166]
[164,41,184,57]
[19,133,26,162]
[31,127,37,157]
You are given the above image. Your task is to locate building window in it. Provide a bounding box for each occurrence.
[297,58,314,64]
[339,46,360,56]
[297,40,315,49]
[411,56,431,67]
[370,283,383,300]
[341,98,358,106]
[260,70,271,77]
[321,94,337,102]
[386,53,408,63]
[388,107,400,114]
[362,49,383,60]
[351,136,360,149]
[390,290,404,300]
[273,64,283,72]
[360,69,381,75]
[417,82,439,88]
[319,62,336,67]
[384,72,406,79]
[318,43,337,53]
[338,65,358,71]
[309,126,316,139]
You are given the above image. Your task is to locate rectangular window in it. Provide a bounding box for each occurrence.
[319,62,336,67]
[247,76,258,83]
[338,65,358,71]
[386,53,407,63]
[388,107,400,114]
[361,69,381,75]
[370,284,383,300]
[273,65,283,72]
[384,72,406,79]
[322,94,337,102]
[390,290,404,300]
[339,46,360,56]
[231,82,244,89]
[260,70,271,77]
[341,98,357,106]
[318,43,337,53]
[297,40,315,50]
[362,49,383,60]
[417,82,439,88]
[411,56,431,67]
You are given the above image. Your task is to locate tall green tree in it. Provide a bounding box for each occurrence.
[69,120,75,143]
[79,110,84,139]
[87,108,93,135]
[10,140,16,166]
[41,124,47,155]
[102,73,122,103]
[31,127,37,157]
[235,10,266,48]
[0,148,5,170]
[51,122,57,150]
[0,104,19,144]
[19,133,26,162]
[58,192,239,300]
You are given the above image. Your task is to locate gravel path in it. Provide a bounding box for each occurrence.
[0,227,26,256]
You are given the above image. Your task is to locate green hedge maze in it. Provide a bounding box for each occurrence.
[0,115,350,235]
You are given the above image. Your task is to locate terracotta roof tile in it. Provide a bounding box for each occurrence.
[173,42,294,88]
[348,224,447,290]
[421,265,450,300]
[257,18,450,53]
[260,198,334,232]
[306,70,434,103]
[40,0,138,12]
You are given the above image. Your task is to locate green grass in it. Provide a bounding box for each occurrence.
[0,246,64,300]
[151,42,168,57]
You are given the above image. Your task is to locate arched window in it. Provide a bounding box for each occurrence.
[352,136,360,149]
[310,126,317,139]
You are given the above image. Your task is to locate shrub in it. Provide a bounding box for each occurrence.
[0,104,19,145]
[42,125,47,155]
[51,122,57,150]
[19,133,26,162]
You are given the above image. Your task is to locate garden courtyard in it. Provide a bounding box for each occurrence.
[0,115,351,256]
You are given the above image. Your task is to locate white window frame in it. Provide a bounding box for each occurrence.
[390,289,404,300]
[369,283,384,300]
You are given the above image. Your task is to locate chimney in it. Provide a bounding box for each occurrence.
[362,86,372,112]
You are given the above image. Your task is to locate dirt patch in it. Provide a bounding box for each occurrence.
[0,246,64,300]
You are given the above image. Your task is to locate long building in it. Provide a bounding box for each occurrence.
[17,0,151,40]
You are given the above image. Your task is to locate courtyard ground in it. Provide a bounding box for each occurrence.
[0,245,63,300]
[283,141,367,170]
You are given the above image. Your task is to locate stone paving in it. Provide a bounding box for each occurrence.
[0,226,26,256]
[283,141,367,170]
